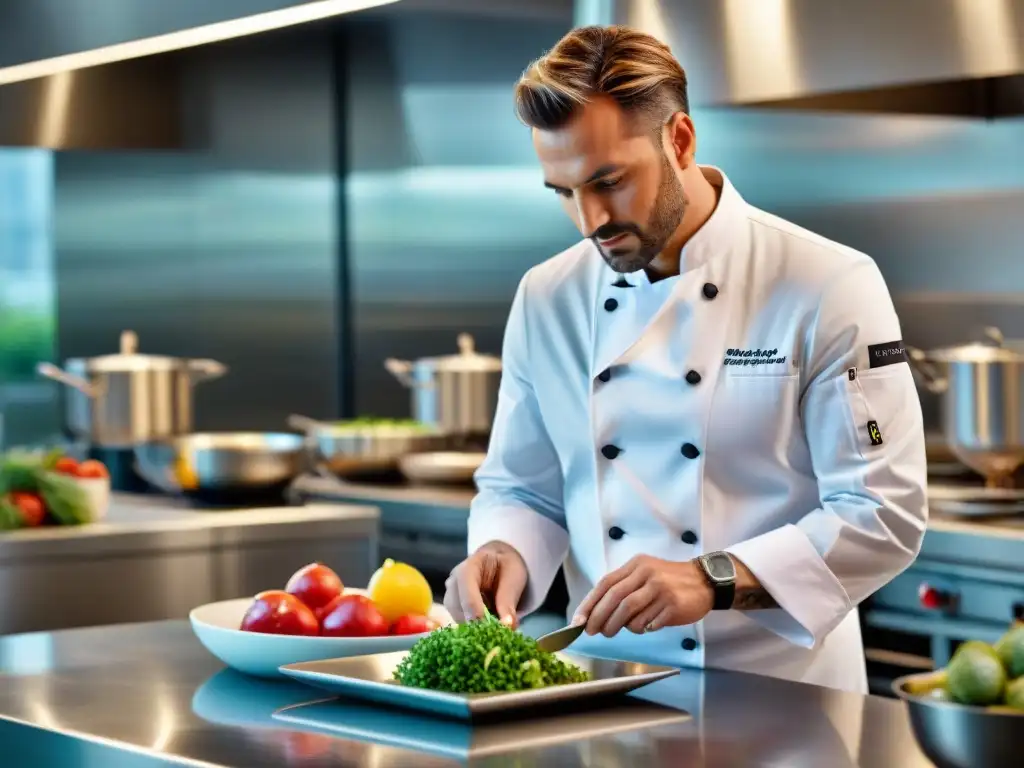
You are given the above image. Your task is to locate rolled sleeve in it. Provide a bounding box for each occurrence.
[467,271,569,617]
[729,258,928,648]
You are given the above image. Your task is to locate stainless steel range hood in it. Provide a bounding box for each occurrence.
[583,0,1024,119]
[0,0,402,148]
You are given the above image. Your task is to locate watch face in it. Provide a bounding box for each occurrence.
[704,553,735,581]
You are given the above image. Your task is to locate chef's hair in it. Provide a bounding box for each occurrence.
[514,25,689,133]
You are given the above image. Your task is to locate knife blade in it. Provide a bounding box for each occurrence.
[535,623,585,653]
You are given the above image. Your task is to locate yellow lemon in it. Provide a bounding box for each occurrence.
[367,559,433,623]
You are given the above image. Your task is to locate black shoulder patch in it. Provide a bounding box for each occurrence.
[868,340,908,369]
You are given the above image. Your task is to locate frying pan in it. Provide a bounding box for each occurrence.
[133,432,309,505]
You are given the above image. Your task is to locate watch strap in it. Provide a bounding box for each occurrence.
[712,577,735,611]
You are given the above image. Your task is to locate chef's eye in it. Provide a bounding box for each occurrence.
[595,177,622,191]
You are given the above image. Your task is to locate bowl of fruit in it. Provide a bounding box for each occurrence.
[190,559,452,678]
[894,622,1024,768]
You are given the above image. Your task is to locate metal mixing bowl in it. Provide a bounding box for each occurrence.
[893,673,1023,768]
[134,432,309,497]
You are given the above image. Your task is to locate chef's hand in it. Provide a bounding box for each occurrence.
[572,555,714,637]
[443,540,527,628]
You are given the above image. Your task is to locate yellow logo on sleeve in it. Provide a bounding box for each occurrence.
[866,420,884,446]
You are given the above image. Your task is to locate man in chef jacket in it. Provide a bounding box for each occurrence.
[443,25,928,694]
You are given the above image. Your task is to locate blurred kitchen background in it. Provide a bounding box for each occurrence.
[2,0,1024,695]
[3,0,1024,444]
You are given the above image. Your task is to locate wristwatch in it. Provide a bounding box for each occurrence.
[697,551,736,611]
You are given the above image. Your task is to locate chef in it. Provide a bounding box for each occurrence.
[443,25,928,695]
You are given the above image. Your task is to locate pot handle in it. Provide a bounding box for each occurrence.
[906,347,948,394]
[36,363,102,398]
[384,358,421,388]
[287,414,321,433]
[983,326,1005,346]
[188,359,228,382]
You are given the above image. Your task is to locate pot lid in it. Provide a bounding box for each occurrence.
[414,334,502,372]
[66,330,194,372]
[921,342,1024,364]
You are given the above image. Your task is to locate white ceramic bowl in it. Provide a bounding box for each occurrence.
[190,589,452,678]
[70,476,110,521]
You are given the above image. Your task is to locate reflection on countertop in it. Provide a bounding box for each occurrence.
[0,620,934,768]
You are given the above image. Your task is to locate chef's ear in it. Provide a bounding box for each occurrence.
[664,111,696,169]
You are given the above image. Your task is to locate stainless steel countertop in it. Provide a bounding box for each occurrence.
[295,474,1024,540]
[0,621,934,767]
[293,476,472,540]
[0,493,380,561]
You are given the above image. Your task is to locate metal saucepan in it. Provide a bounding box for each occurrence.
[384,334,501,438]
[37,330,227,448]
[289,415,440,479]
[908,325,1024,488]
[133,432,308,503]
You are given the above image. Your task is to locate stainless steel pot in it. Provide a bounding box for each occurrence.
[909,330,1024,487]
[37,330,227,448]
[384,334,501,437]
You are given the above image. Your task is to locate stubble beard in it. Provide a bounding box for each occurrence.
[599,156,688,274]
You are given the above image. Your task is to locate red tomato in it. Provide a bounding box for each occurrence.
[54,456,80,476]
[9,492,46,527]
[285,562,344,615]
[76,459,109,479]
[320,594,388,637]
[389,614,437,636]
[239,590,319,636]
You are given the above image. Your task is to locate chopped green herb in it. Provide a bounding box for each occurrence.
[393,613,589,694]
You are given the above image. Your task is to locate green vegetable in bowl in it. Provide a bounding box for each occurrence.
[0,449,92,527]
[37,472,91,525]
[393,613,589,694]
[335,418,429,430]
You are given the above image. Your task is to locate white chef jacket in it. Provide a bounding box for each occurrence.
[467,165,928,694]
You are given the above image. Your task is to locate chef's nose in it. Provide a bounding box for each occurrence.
[576,193,611,237]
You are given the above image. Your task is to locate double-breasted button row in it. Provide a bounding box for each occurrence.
[605,282,717,309]
[605,527,698,544]
[681,637,699,651]
[597,366,699,386]
[602,442,700,460]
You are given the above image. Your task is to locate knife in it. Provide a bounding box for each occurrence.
[535,623,585,653]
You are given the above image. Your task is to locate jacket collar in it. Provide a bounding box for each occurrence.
[600,165,748,288]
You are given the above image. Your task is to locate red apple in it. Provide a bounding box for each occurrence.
[285,562,344,614]
[389,614,437,636]
[320,594,388,637]
[240,590,319,636]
